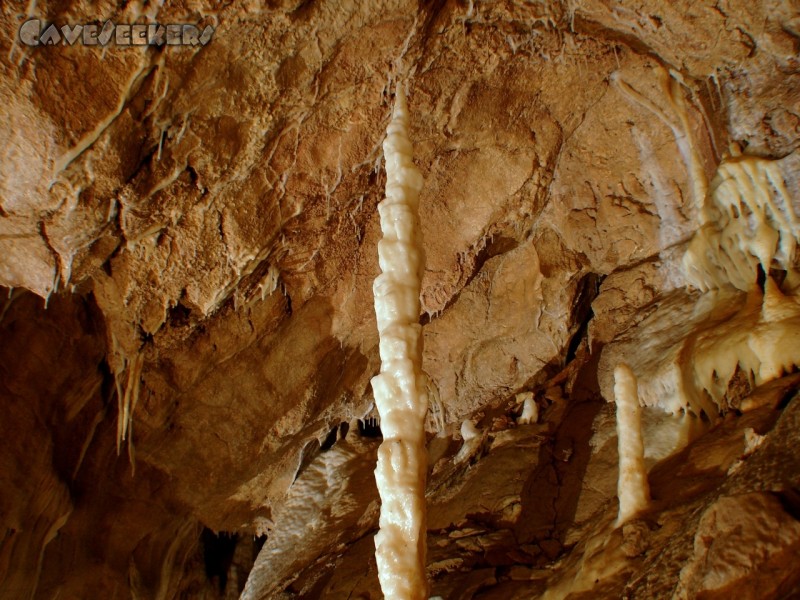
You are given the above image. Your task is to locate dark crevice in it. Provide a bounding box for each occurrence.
[282,283,293,316]
[138,328,154,345]
[217,211,225,242]
[358,417,382,438]
[777,387,800,410]
[320,421,350,452]
[167,300,192,328]
[187,165,200,186]
[98,357,116,409]
[320,424,339,452]
[565,319,589,364]
[201,528,238,594]
[565,272,602,362]
[253,534,267,560]
[756,263,767,291]
[774,489,800,522]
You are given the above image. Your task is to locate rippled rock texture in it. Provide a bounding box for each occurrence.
[1,0,799,598]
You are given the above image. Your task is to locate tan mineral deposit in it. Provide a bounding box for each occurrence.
[1,1,800,599]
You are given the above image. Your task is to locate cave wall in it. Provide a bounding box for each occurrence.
[1,0,799,598]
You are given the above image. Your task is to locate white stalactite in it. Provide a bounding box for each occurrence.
[614,363,650,526]
[371,85,429,600]
[683,154,800,293]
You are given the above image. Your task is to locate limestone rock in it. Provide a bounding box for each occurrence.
[1,0,800,598]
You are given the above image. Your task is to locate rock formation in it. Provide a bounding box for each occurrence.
[1,1,800,598]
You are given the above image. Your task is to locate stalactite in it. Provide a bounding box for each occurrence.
[683,154,800,293]
[371,84,429,600]
[113,344,144,469]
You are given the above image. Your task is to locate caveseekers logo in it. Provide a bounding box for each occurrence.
[18,19,214,47]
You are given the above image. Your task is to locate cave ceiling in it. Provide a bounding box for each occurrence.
[1,1,800,598]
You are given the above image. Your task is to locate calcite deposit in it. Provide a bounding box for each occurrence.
[1,1,799,599]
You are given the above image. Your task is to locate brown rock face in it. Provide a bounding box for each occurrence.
[1,1,800,599]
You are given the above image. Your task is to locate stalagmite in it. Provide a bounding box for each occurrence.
[460,419,480,442]
[604,153,800,425]
[614,363,650,525]
[518,392,539,424]
[371,85,429,600]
